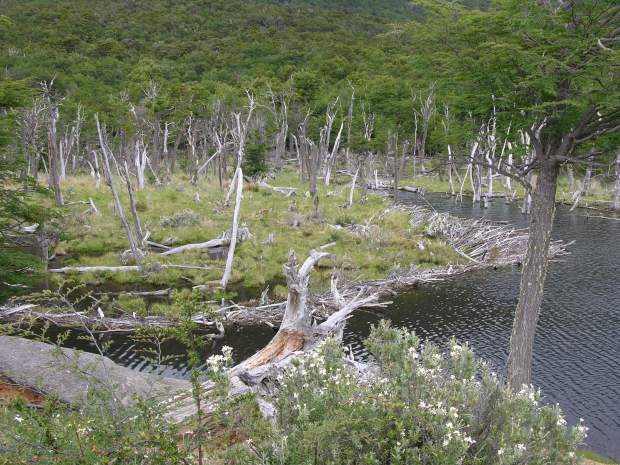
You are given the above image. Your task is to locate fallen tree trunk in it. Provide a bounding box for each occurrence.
[48,264,211,273]
[161,238,228,256]
[258,181,296,197]
[0,336,190,407]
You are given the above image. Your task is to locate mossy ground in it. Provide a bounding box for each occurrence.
[36,170,461,318]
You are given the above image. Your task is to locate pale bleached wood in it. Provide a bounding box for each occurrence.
[161,238,228,256]
[221,167,243,289]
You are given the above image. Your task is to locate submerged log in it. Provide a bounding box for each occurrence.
[0,336,190,407]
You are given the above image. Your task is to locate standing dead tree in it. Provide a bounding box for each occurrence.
[569,148,598,211]
[59,105,82,180]
[614,150,620,211]
[413,86,436,176]
[17,98,45,180]
[41,80,64,206]
[95,113,143,265]
[221,93,256,290]
[266,88,289,169]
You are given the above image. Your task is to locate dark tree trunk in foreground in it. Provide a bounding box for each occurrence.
[507,157,559,389]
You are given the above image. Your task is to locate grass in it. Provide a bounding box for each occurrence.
[578,450,619,465]
[33,170,461,319]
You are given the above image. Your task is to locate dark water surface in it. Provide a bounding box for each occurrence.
[36,193,620,458]
[344,193,620,459]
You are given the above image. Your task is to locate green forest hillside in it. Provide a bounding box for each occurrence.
[0,0,485,134]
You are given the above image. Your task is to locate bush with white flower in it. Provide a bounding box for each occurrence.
[251,320,586,465]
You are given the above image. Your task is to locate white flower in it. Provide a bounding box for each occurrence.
[498,448,505,456]
[14,415,23,423]
[514,443,526,454]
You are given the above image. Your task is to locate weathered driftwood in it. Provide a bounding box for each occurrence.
[0,336,190,407]
[258,181,296,197]
[161,237,228,256]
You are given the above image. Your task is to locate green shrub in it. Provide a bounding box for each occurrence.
[247,321,585,465]
[159,209,200,228]
[243,141,268,177]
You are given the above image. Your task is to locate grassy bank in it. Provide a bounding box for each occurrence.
[29,170,461,319]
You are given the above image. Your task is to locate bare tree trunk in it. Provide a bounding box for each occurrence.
[507,158,559,390]
[240,250,329,369]
[91,150,101,189]
[447,145,455,196]
[614,150,620,211]
[123,161,144,244]
[582,151,594,196]
[42,82,63,206]
[221,167,243,290]
[566,164,575,193]
[349,167,359,207]
[95,114,142,264]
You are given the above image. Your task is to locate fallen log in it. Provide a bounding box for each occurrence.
[0,336,190,408]
[258,181,297,197]
[398,185,422,193]
[48,264,211,273]
[161,237,228,256]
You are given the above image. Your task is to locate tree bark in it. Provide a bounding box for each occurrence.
[614,150,620,211]
[221,167,243,289]
[507,158,559,390]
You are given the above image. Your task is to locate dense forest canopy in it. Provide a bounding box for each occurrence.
[0,0,490,146]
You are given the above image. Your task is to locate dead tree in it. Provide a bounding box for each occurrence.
[570,148,597,211]
[41,80,63,206]
[17,98,44,180]
[352,104,375,203]
[390,133,407,197]
[221,93,256,289]
[413,87,436,176]
[95,113,142,265]
[123,161,145,244]
[89,150,102,189]
[318,98,338,182]
[345,83,355,168]
[266,88,289,169]
[614,150,620,211]
[236,250,384,371]
[59,105,82,180]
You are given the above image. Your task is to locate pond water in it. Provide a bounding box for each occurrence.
[25,193,620,459]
